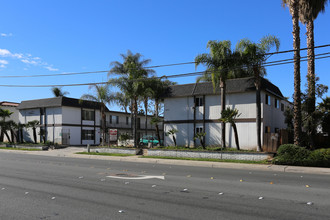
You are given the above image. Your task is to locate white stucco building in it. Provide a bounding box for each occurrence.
[17,97,162,145]
[163,77,291,150]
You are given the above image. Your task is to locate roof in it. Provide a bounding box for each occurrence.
[0,101,20,107]
[17,96,110,111]
[163,77,284,99]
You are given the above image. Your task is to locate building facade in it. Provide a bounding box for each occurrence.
[17,97,162,145]
[163,77,291,150]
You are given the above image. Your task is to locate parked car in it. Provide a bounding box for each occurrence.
[139,135,162,146]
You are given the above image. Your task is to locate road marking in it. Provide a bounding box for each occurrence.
[106,174,165,180]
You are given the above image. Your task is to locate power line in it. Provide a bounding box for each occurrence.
[1,44,330,78]
[0,53,329,88]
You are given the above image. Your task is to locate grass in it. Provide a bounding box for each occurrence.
[0,147,42,151]
[76,152,134,157]
[149,146,256,152]
[141,156,269,164]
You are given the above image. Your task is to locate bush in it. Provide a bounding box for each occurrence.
[273,144,310,166]
[273,144,330,167]
[307,148,330,167]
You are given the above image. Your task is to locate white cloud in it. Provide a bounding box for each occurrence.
[45,66,59,71]
[0,60,8,65]
[21,59,38,65]
[1,33,13,37]
[0,48,58,71]
[0,49,11,56]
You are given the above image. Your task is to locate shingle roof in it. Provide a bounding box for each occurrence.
[163,77,284,99]
[17,96,110,111]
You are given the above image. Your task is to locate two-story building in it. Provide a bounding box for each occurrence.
[17,96,162,145]
[162,77,291,150]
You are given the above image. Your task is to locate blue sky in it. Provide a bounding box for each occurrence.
[1,0,329,111]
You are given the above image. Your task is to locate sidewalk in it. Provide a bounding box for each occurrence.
[2,147,330,175]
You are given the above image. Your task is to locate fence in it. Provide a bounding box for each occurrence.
[262,129,289,152]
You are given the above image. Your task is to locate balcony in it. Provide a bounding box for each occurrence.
[102,121,163,131]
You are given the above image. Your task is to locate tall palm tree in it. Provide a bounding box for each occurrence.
[298,0,328,147]
[282,0,302,146]
[109,50,155,148]
[149,77,175,143]
[80,83,115,146]
[195,40,245,148]
[114,92,130,114]
[236,35,280,151]
[51,87,69,97]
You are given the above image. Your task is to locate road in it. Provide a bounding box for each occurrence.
[0,151,329,220]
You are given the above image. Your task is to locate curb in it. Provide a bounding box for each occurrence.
[2,148,330,175]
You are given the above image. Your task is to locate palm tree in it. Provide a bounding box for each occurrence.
[219,108,241,150]
[195,40,245,148]
[27,120,39,144]
[166,129,178,147]
[0,108,13,142]
[282,0,302,146]
[193,132,206,149]
[80,83,115,146]
[51,87,69,97]
[109,50,155,148]
[148,77,175,143]
[114,92,130,114]
[236,35,280,151]
[297,0,329,147]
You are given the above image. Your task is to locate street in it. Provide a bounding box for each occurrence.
[0,151,329,220]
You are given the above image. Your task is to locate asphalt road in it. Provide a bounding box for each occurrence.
[0,152,329,220]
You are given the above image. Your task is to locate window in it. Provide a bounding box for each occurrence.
[109,115,112,124]
[265,126,271,133]
[40,108,45,115]
[82,110,94,121]
[275,128,280,133]
[275,99,280,109]
[137,118,141,129]
[281,103,285,111]
[126,117,129,125]
[196,126,203,134]
[82,130,95,140]
[195,97,204,107]
[116,116,119,124]
[265,95,271,105]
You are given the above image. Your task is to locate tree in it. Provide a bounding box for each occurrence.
[195,40,245,148]
[194,132,206,149]
[51,87,69,97]
[319,96,330,135]
[219,108,241,150]
[0,108,13,142]
[166,129,178,147]
[149,77,175,143]
[109,50,155,148]
[282,0,303,146]
[295,0,329,147]
[114,92,130,114]
[80,83,115,146]
[236,35,280,151]
[27,120,39,144]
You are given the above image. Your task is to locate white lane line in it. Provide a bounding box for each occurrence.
[106,175,165,180]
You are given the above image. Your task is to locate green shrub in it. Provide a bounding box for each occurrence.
[273,144,310,166]
[307,148,330,167]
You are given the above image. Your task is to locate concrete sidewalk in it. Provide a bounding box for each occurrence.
[2,147,330,175]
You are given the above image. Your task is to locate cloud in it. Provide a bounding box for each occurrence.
[45,66,59,71]
[0,49,11,56]
[1,33,13,37]
[0,60,8,65]
[0,48,58,71]
[0,59,8,68]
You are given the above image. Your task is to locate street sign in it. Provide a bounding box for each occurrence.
[109,129,117,141]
